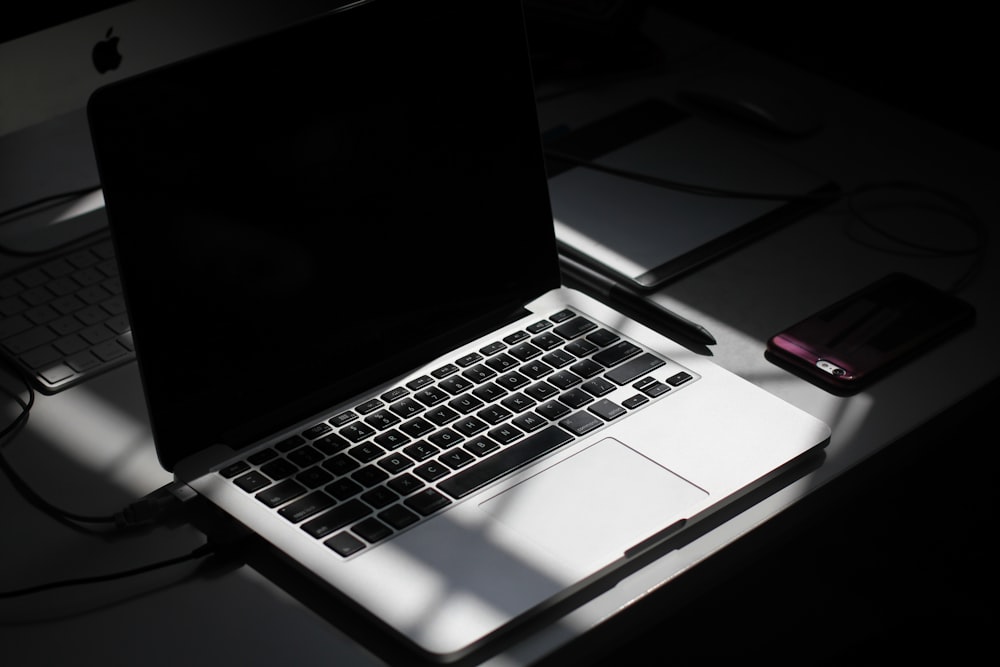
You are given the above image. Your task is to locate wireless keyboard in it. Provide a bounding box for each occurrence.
[0,234,134,394]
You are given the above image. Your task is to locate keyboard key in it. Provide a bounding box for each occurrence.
[604,352,666,385]
[324,532,366,557]
[303,499,372,539]
[278,491,335,522]
[403,489,451,516]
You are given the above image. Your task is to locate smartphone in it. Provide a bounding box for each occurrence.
[766,273,975,395]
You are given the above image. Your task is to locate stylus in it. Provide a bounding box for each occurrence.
[558,253,717,346]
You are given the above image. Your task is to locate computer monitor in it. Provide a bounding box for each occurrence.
[0,0,347,254]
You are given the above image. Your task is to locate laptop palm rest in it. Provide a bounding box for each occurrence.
[478,437,707,574]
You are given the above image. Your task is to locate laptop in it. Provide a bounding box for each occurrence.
[86,0,831,660]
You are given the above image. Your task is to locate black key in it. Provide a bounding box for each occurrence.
[448,392,485,414]
[260,458,298,480]
[278,491,335,523]
[301,423,332,440]
[437,425,573,499]
[387,473,423,496]
[586,328,620,347]
[277,434,308,450]
[376,452,414,474]
[530,332,563,350]
[287,444,323,467]
[219,461,249,478]
[455,353,482,367]
[503,330,529,345]
[564,338,598,357]
[247,448,278,465]
[582,377,617,396]
[295,465,333,489]
[558,388,593,409]
[322,453,360,475]
[549,309,575,323]
[364,409,400,430]
[413,460,449,482]
[593,341,642,367]
[666,371,694,386]
[406,375,434,391]
[604,352,666,385]
[440,375,474,394]
[348,441,385,463]
[588,398,627,421]
[403,440,439,461]
[541,349,575,368]
[512,411,547,432]
[314,432,350,455]
[255,479,305,508]
[552,316,596,339]
[361,485,399,509]
[623,394,650,409]
[484,352,518,372]
[427,427,464,449]
[340,421,376,442]
[453,416,488,436]
[351,465,389,488]
[439,448,475,470]
[569,359,604,378]
[526,320,552,333]
[479,341,507,356]
[378,504,420,529]
[404,488,451,516]
[303,499,371,539]
[352,517,392,543]
[380,386,409,402]
[400,416,435,438]
[524,380,558,401]
[324,532,366,556]
[373,429,410,450]
[559,411,604,436]
[536,399,570,420]
[355,398,383,414]
[461,363,496,383]
[234,470,271,492]
[325,477,364,500]
[390,397,424,418]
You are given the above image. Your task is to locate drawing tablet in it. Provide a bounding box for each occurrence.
[545,98,838,291]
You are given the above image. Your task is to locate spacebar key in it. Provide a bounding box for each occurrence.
[438,425,573,499]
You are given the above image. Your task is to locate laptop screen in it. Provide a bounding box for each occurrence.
[88,0,560,470]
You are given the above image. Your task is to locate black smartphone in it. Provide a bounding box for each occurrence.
[766,273,976,395]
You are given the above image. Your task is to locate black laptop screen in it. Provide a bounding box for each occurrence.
[88,0,560,470]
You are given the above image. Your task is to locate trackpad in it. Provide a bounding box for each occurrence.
[479,437,708,574]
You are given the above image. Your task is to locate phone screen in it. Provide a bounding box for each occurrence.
[766,273,975,394]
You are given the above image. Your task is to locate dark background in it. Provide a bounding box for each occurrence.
[527,2,997,663]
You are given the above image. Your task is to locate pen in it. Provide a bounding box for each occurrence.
[558,253,717,346]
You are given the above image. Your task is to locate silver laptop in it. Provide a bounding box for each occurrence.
[86,0,830,660]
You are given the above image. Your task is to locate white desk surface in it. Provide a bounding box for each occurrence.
[3,10,997,666]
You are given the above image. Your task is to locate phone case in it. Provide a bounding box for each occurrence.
[766,273,975,395]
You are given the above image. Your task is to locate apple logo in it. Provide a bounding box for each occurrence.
[92,27,123,74]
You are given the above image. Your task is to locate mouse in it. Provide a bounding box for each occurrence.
[675,72,824,138]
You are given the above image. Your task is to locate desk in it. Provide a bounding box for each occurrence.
[2,8,996,665]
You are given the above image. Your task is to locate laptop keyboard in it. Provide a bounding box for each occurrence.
[219,308,697,558]
[0,234,135,394]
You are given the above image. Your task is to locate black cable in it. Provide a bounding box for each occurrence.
[0,542,216,599]
[0,361,182,532]
[0,186,102,224]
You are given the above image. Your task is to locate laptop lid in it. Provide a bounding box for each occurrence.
[87,0,561,471]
